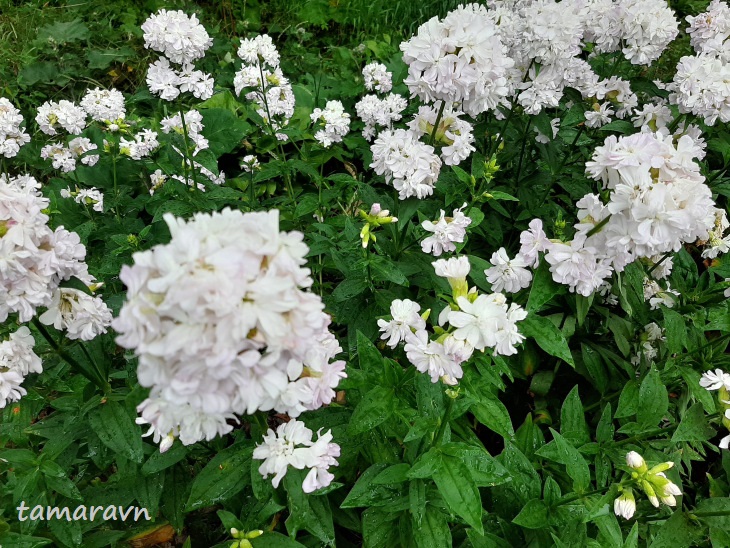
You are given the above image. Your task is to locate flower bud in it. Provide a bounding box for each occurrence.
[613,489,636,520]
[626,451,647,472]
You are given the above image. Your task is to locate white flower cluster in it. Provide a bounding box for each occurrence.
[400,3,513,116]
[80,88,126,123]
[160,110,209,155]
[669,0,730,125]
[39,288,112,341]
[362,62,392,93]
[370,128,441,200]
[112,209,346,451]
[700,368,730,449]
[0,327,42,409]
[310,100,351,147]
[142,10,214,101]
[233,35,294,141]
[60,186,104,212]
[0,174,94,323]
[0,98,30,158]
[421,203,472,256]
[119,129,160,160]
[40,137,99,173]
[406,106,475,166]
[701,209,730,259]
[485,248,533,294]
[529,130,716,297]
[36,100,87,136]
[355,94,407,140]
[643,277,679,310]
[379,256,527,385]
[630,322,665,366]
[253,420,340,493]
[240,154,260,173]
[170,153,226,190]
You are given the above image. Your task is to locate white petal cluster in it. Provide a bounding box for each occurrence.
[519,219,551,269]
[119,129,160,160]
[40,137,99,173]
[377,299,426,348]
[240,155,260,173]
[39,288,112,341]
[362,62,392,93]
[355,94,407,140]
[447,293,527,356]
[310,100,351,147]
[584,132,715,265]
[147,57,214,101]
[141,9,212,64]
[400,3,513,115]
[80,88,126,122]
[0,327,42,408]
[234,35,294,140]
[668,1,730,125]
[161,109,209,155]
[632,102,673,132]
[700,368,730,391]
[60,185,104,212]
[701,209,730,259]
[421,203,472,256]
[485,248,533,294]
[630,322,665,366]
[0,174,93,322]
[112,209,346,450]
[407,105,475,166]
[253,420,340,493]
[0,98,30,158]
[643,278,679,310]
[35,100,87,135]
[370,128,441,200]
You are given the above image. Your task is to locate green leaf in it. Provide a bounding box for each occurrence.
[185,442,253,511]
[373,463,411,484]
[596,404,614,444]
[88,401,144,463]
[412,506,451,548]
[251,532,307,548]
[560,386,590,445]
[512,498,549,529]
[141,442,188,475]
[615,380,639,418]
[470,392,514,439]
[0,532,53,547]
[672,403,715,442]
[342,464,402,508]
[527,261,562,312]
[284,470,335,544]
[36,19,89,44]
[333,277,369,301]
[441,443,511,487]
[536,429,590,491]
[648,511,701,548]
[662,308,687,354]
[520,314,575,367]
[638,369,669,427]
[200,108,249,157]
[348,386,395,435]
[433,453,484,534]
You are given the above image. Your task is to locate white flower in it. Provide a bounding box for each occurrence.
[36,100,87,135]
[112,209,345,449]
[355,94,407,140]
[80,88,126,122]
[141,9,212,64]
[363,62,392,93]
[253,420,339,492]
[0,327,42,408]
[421,204,471,256]
[0,98,30,158]
[237,34,280,67]
[614,490,636,520]
[585,102,614,129]
[310,100,350,147]
[377,299,425,348]
[161,110,209,155]
[39,287,113,341]
[370,129,441,200]
[519,219,551,268]
[626,451,646,470]
[241,155,260,173]
[534,118,560,144]
[404,330,461,383]
[700,369,730,391]
[432,256,471,281]
[447,294,526,355]
[485,248,532,293]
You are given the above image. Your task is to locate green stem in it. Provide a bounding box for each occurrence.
[647,251,673,276]
[178,108,198,192]
[32,317,110,393]
[432,397,454,447]
[554,485,616,506]
[111,150,121,221]
[614,424,678,446]
[429,101,447,147]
